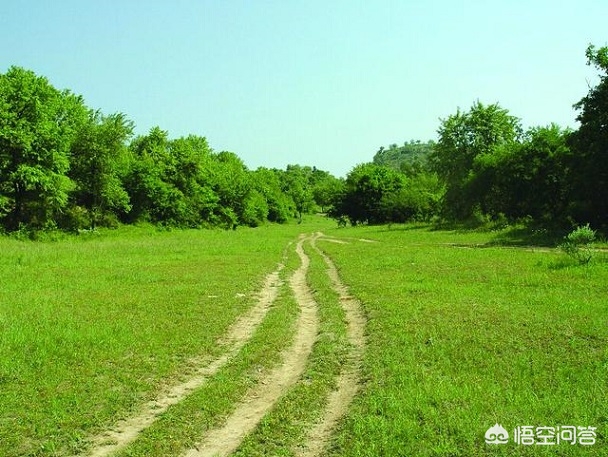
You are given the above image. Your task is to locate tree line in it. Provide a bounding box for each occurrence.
[331,44,608,233]
[0,66,342,233]
[2,44,607,235]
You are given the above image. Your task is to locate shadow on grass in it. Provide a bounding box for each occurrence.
[486,226,567,248]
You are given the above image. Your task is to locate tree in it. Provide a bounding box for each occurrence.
[211,151,255,228]
[332,163,407,225]
[569,45,608,228]
[124,127,186,224]
[312,173,344,213]
[469,124,572,223]
[251,167,292,223]
[430,101,522,219]
[0,67,87,231]
[68,111,134,228]
[168,134,219,226]
[282,165,315,222]
[373,140,434,173]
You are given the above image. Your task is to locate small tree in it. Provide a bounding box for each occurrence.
[560,224,596,265]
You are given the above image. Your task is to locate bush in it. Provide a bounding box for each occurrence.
[559,223,596,264]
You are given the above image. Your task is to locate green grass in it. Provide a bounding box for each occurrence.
[0,221,327,456]
[319,224,608,456]
[3,218,607,456]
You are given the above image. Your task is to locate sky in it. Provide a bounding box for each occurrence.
[2,1,607,177]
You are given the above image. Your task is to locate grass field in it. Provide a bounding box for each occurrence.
[0,222,310,456]
[1,219,606,456]
[320,224,608,456]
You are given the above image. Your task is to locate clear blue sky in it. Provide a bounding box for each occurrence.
[2,1,606,177]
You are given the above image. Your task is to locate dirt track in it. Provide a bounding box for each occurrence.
[183,234,319,456]
[84,263,285,457]
[83,232,365,457]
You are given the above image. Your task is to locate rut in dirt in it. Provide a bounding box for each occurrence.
[182,233,319,457]
[82,261,285,457]
[82,232,366,457]
[295,233,366,457]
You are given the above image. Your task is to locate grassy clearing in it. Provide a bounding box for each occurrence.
[4,218,607,456]
[319,224,608,456]
[0,221,326,457]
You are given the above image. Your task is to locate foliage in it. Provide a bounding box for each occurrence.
[4,43,608,235]
[0,66,86,230]
[568,45,608,229]
[559,223,596,265]
[469,124,572,224]
[311,171,344,213]
[0,66,344,232]
[68,111,134,229]
[250,167,292,223]
[373,139,434,173]
[430,101,522,219]
[331,163,443,225]
[281,164,316,222]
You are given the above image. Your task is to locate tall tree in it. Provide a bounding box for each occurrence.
[69,111,134,228]
[124,127,185,224]
[470,124,572,223]
[430,101,522,219]
[211,151,255,228]
[169,135,218,226]
[333,163,407,225]
[251,167,292,223]
[282,165,315,222]
[312,173,344,213]
[569,45,608,228]
[0,66,87,231]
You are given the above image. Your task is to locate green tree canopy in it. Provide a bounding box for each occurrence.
[430,101,522,219]
[569,44,608,228]
[469,124,572,223]
[0,66,88,230]
[373,140,434,174]
[69,111,134,228]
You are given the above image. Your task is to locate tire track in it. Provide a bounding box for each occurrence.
[182,234,319,457]
[82,261,285,457]
[296,233,366,457]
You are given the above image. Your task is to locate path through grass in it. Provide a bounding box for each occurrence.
[3,220,606,456]
[0,223,316,456]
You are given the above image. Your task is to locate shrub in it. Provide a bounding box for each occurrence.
[559,223,596,264]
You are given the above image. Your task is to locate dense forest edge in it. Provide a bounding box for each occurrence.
[1,44,607,238]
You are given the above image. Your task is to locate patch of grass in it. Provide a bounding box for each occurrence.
[320,224,607,456]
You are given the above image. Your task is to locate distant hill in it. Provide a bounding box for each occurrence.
[372,140,434,172]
